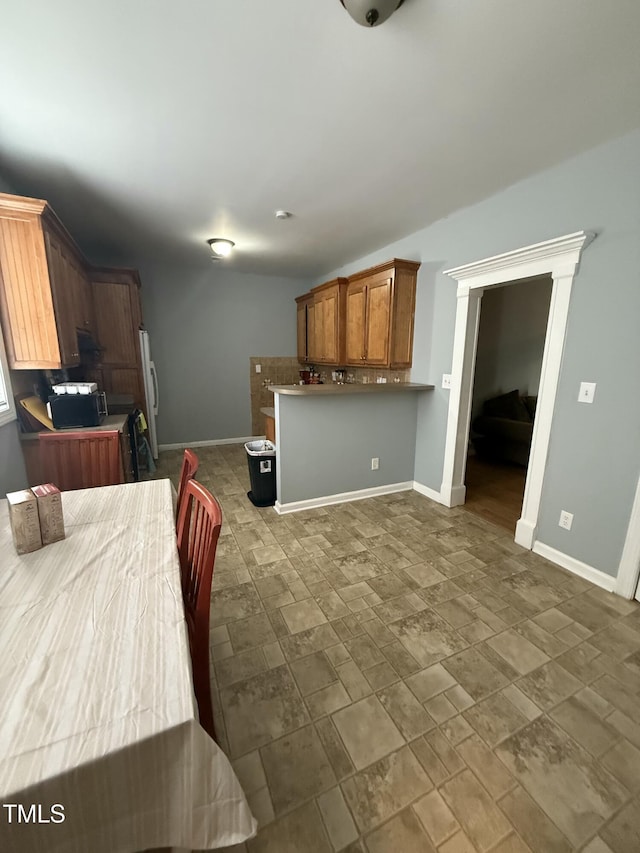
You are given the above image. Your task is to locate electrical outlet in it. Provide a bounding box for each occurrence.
[559,510,573,530]
[255,363,262,374]
[371,457,379,471]
[578,381,596,403]
[442,374,452,389]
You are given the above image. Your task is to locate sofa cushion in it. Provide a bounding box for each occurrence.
[523,396,537,420]
[482,390,532,422]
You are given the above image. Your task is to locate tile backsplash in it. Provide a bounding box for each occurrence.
[249,357,410,436]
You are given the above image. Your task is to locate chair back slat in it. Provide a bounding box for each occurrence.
[176,448,199,524]
[176,477,221,740]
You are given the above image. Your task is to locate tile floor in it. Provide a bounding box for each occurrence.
[154,445,640,853]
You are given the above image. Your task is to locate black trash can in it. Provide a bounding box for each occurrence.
[245,440,277,507]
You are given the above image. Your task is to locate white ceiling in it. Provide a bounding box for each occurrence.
[1,0,639,278]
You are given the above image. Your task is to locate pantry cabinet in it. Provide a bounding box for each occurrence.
[309,278,347,365]
[345,259,420,368]
[0,193,93,369]
[89,268,147,416]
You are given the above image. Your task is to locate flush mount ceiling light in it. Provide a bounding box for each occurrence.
[339,0,405,27]
[207,238,235,260]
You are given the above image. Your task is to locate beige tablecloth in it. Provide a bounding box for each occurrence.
[0,479,256,853]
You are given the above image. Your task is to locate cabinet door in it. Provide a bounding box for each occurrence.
[296,301,307,361]
[317,292,339,363]
[44,228,80,365]
[364,277,392,365]
[345,282,367,365]
[307,301,317,362]
[0,211,62,368]
[40,430,122,490]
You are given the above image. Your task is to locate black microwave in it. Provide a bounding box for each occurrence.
[48,392,108,429]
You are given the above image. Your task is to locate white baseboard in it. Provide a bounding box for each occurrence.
[532,541,616,593]
[439,482,467,507]
[158,435,261,452]
[274,481,414,515]
[515,518,536,550]
[412,481,446,505]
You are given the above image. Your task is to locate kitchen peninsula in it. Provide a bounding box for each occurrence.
[270,382,433,513]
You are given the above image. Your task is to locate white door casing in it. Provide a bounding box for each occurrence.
[441,231,595,550]
[616,473,640,600]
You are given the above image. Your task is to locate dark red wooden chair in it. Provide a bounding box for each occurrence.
[176,448,199,526]
[176,477,222,741]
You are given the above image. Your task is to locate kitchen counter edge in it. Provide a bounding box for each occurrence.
[268,382,434,396]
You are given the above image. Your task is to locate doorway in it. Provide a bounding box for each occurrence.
[440,231,594,550]
[464,277,553,533]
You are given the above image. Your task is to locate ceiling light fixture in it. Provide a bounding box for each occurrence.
[339,0,405,27]
[207,238,235,260]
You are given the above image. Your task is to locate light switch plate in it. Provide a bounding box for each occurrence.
[442,374,452,389]
[255,363,262,374]
[578,381,596,403]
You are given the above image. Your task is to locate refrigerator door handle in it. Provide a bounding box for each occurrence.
[150,361,159,415]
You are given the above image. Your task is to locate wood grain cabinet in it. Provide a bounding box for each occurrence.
[89,268,147,417]
[0,193,93,369]
[38,415,134,491]
[309,278,348,365]
[295,293,315,363]
[345,259,420,368]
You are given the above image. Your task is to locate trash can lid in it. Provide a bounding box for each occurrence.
[245,440,276,455]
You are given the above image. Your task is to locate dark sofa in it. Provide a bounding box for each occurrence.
[471,389,536,467]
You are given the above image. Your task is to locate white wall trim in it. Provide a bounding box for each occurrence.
[158,435,260,451]
[615,474,640,599]
[274,481,414,514]
[412,480,447,505]
[533,541,616,593]
[440,230,596,552]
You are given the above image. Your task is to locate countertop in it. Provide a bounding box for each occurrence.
[268,382,434,396]
[19,414,128,441]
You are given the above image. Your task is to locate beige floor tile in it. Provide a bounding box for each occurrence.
[246,800,332,853]
[464,692,530,747]
[221,664,309,757]
[456,733,515,799]
[315,717,354,780]
[377,681,435,740]
[335,660,373,701]
[306,682,351,719]
[363,661,398,690]
[365,808,436,853]
[438,831,477,853]
[260,724,336,815]
[317,786,359,851]
[600,798,640,853]
[341,745,432,833]
[280,623,340,661]
[332,695,404,769]
[232,749,267,796]
[412,789,459,846]
[442,646,509,700]
[246,786,275,828]
[497,716,629,847]
[486,629,550,675]
[228,612,277,653]
[280,598,328,634]
[440,769,512,851]
[289,651,337,696]
[344,634,386,670]
[550,694,619,756]
[405,663,457,701]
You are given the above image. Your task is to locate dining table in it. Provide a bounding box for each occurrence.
[0,478,257,853]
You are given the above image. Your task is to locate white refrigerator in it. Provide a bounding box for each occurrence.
[139,329,159,459]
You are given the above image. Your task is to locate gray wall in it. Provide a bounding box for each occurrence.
[0,170,28,494]
[139,261,307,445]
[277,392,419,505]
[472,278,553,418]
[315,129,640,578]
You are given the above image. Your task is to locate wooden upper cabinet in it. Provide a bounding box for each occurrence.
[296,293,314,363]
[90,268,146,416]
[309,278,347,365]
[346,259,420,368]
[0,193,91,369]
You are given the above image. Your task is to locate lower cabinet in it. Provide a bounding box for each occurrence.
[33,415,134,491]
